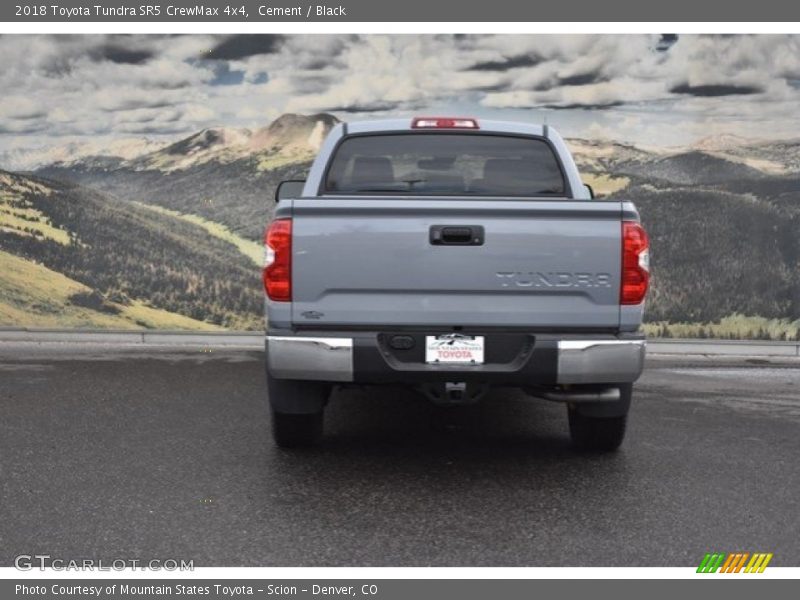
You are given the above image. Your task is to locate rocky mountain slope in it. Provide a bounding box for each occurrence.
[36,113,339,240]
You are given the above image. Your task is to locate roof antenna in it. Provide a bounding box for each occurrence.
[542,112,549,138]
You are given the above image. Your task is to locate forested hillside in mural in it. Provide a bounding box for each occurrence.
[2,34,799,337]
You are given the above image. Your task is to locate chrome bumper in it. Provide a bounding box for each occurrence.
[556,339,646,384]
[266,336,354,382]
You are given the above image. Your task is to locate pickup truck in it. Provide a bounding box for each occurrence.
[264,117,649,451]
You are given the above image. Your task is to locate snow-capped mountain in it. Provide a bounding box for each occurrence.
[127,113,340,172]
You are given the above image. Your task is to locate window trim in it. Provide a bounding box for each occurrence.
[317,131,574,199]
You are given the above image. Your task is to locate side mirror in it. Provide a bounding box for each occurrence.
[275,180,305,202]
[583,183,595,199]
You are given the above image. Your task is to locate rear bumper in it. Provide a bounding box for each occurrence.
[556,339,646,384]
[266,330,645,386]
[266,336,354,382]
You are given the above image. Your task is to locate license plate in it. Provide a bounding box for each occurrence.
[425,335,484,364]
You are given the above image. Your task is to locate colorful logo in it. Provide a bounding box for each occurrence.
[697,552,773,573]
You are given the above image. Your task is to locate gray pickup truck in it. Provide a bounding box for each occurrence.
[264,117,650,451]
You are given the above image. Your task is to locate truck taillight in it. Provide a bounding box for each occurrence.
[621,221,650,305]
[263,218,292,301]
[411,117,479,129]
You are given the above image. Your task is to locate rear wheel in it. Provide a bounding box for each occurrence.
[568,383,631,452]
[271,410,324,448]
[267,374,328,448]
[568,412,627,452]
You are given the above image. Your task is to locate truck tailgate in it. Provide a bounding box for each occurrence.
[291,198,623,329]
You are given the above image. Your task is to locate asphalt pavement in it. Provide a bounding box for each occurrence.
[0,343,798,566]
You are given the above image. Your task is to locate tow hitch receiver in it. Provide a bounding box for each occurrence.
[419,381,488,406]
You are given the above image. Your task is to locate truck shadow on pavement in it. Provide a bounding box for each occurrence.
[268,385,634,466]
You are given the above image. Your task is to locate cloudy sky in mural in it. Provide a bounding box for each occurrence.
[1,34,800,151]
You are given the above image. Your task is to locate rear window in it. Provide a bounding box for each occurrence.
[324,133,566,196]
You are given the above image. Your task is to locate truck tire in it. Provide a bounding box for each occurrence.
[267,375,328,447]
[271,409,324,448]
[568,384,631,452]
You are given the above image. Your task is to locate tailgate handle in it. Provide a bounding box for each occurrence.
[430,225,484,246]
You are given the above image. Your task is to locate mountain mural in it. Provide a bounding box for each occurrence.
[571,136,800,331]
[35,113,339,240]
[0,169,263,330]
[2,112,800,337]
